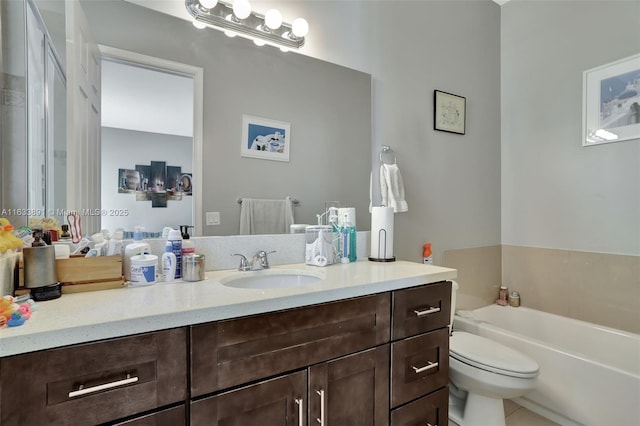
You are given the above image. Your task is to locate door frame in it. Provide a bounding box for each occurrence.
[97,44,204,236]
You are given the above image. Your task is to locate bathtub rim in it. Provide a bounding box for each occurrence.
[453,305,640,379]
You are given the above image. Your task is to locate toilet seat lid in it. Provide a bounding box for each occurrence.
[450,332,539,378]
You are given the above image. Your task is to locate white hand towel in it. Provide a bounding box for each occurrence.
[239,196,294,235]
[380,163,408,213]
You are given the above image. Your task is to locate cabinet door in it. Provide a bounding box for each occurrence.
[309,346,389,426]
[190,370,307,426]
[390,388,448,426]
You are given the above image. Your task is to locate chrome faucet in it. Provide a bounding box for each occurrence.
[251,250,275,270]
[231,253,250,271]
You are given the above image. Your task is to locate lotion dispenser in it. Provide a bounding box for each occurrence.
[161,241,177,282]
[123,226,151,282]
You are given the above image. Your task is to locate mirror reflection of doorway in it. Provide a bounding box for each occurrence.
[99,50,201,235]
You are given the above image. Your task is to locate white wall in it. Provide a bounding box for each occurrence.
[101,127,193,233]
[501,1,640,255]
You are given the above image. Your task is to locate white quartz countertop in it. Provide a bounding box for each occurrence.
[0,260,456,357]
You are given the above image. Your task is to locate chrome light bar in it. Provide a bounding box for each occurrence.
[184,0,307,50]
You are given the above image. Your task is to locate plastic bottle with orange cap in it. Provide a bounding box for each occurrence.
[423,243,433,264]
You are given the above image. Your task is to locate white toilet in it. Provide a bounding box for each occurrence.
[448,282,539,426]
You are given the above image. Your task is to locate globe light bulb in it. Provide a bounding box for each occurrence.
[192,20,206,29]
[224,30,236,37]
[232,0,251,20]
[253,39,265,47]
[264,9,282,30]
[291,17,308,38]
[198,0,217,9]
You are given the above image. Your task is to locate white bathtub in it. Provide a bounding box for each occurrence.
[454,305,640,426]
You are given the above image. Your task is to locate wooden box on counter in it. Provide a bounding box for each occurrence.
[56,255,124,293]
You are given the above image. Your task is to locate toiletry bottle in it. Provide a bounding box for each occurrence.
[123,227,151,282]
[31,228,46,247]
[341,224,350,264]
[496,285,509,306]
[341,219,357,263]
[60,224,70,240]
[347,221,357,262]
[106,229,124,256]
[92,232,106,256]
[162,241,177,282]
[167,228,183,279]
[423,243,433,264]
[180,225,195,259]
[509,291,520,307]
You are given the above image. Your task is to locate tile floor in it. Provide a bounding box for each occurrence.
[449,400,560,426]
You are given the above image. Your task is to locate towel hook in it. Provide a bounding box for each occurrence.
[380,145,397,165]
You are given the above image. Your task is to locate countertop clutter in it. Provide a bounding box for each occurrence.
[0,260,456,357]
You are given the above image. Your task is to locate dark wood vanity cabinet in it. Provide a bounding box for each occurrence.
[190,294,391,426]
[190,280,451,426]
[0,279,451,426]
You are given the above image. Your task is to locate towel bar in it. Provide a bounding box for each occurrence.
[237,197,299,205]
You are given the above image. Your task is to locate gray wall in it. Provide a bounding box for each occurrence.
[257,0,502,263]
[83,0,372,236]
[501,0,640,255]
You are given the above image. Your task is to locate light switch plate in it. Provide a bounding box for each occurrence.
[206,211,220,226]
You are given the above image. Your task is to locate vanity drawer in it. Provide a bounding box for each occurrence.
[390,387,448,426]
[392,281,451,340]
[0,328,187,425]
[390,328,449,408]
[190,293,391,396]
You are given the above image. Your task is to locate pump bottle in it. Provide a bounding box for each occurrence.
[123,227,151,281]
[161,241,177,282]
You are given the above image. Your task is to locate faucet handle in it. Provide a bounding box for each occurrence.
[257,250,276,268]
[231,253,250,271]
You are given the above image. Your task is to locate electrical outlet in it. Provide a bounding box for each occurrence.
[206,211,220,226]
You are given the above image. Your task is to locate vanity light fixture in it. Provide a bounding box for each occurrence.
[185,0,308,50]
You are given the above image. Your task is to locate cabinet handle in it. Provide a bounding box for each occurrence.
[295,398,304,426]
[411,361,439,374]
[413,306,440,316]
[426,423,437,426]
[316,389,325,425]
[68,374,138,398]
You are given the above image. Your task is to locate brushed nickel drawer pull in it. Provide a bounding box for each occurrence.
[316,389,325,425]
[68,374,138,398]
[413,306,440,316]
[412,361,439,374]
[426,423,437,426]
[295,398,304,426]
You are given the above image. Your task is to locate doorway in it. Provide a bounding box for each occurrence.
[98,47,203,236]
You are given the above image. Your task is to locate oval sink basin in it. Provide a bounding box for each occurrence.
[220,269,323,290]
